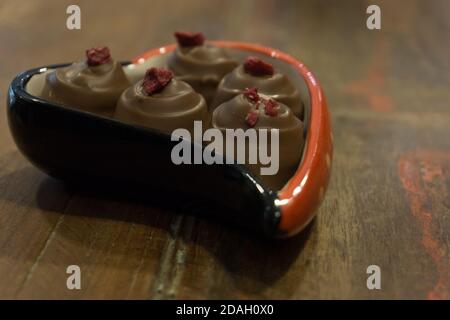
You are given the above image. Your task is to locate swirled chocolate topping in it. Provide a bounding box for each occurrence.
[212,88,304,190]
[167,32,238,105]
[40,47,130,116]
[212,56,304,118]
[114,68,209,135]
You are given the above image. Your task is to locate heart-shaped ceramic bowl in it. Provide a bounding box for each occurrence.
[7,41,332,237]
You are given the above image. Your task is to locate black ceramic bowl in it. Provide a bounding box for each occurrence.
[7,42,333,238]
[7,63,280,236]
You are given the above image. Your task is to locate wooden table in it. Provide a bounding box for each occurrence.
[0,0,449,299]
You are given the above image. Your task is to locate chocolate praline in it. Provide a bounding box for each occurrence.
[212,56,304,119]
[39,47,131,116]
[114,68,209,135]
[167,32,238,106]
[212,90,304,190]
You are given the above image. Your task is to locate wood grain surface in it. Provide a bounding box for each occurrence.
[0,0,449,299]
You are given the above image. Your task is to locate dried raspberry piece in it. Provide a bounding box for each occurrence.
[264,99,279,117]
[245,110,259,127]
[243,56,274,77]
[142,68,173,95]
[243,87,260,104]
[174,31,205,47]
[86,47,111,66]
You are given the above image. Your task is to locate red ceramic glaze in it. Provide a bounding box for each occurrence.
[133,41,333,237]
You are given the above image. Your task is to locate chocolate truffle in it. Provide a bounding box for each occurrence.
[212,56,304,118]
[40,47,131,116]
[114,68,209,135]
[212,88,304,190]
[167,31,238,106]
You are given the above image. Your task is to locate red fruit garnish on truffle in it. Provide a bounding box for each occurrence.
[243,87,260,104]
[264,99,279,117]
[245,110,259,127]
[243,56,274,77]
[142,68,173,95]
[174,31,205,47]
[86,47,111,66]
